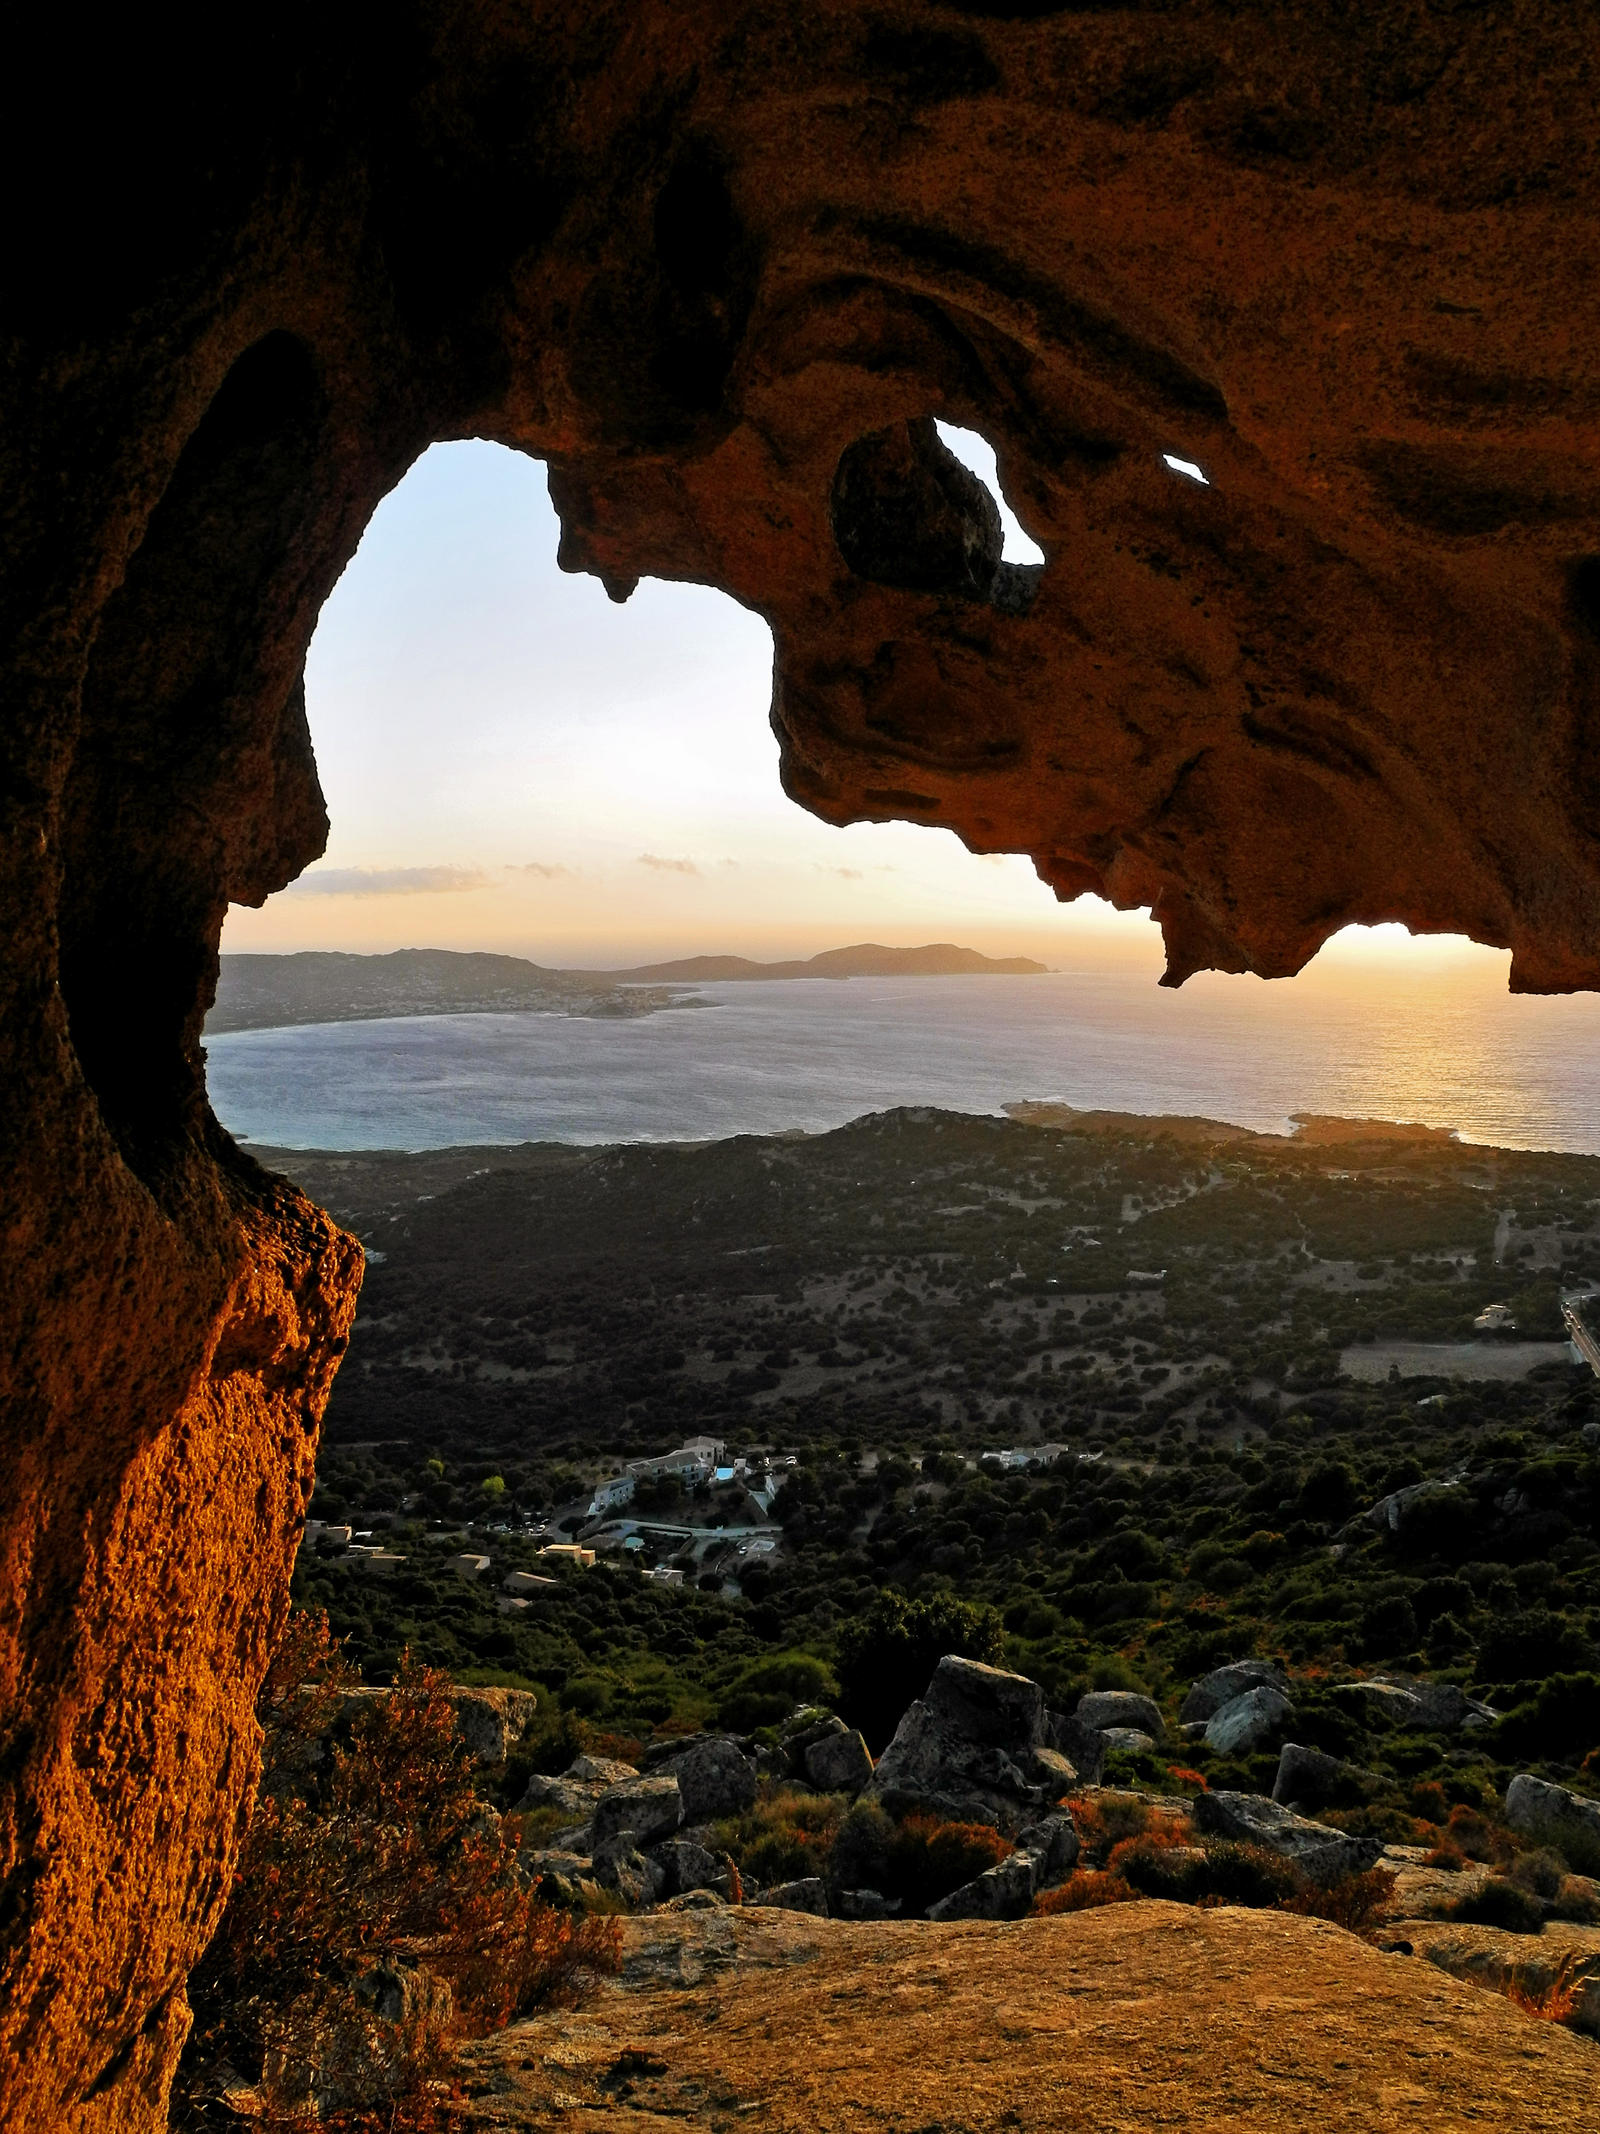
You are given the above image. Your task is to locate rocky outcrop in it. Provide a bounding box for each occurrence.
[867,1657,1085,1829]
[457,1905,1600,2127]
[10,11,1600,2127]
[1191,1791,1385,1882]
[1179,1661,1289,1725]
[1506,1775,1600,1874]
[1204,1681,1294,1756]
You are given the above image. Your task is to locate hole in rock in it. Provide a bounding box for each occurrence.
[831,417,1045,612]
[932,423,1047,565]
[220,442,1096,997]
[1161,452,1210,486]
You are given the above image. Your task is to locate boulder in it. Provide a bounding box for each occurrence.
[568,1752,640,1785]
[760,1877,829,1916]
[1205,1684,1294,1756]
[1022,1745,1080,1799]
[1077,1691,1163,1739]
[654,1736,758,1822]
[1098,1727,1155,1754]
[656,1889,728,1913]
[516,1772,607,1820]
[865,1700,1043,1822]
[1271,1742,1374,1808]
[1180,1661,1289,1725]
[1192,1791,1384,1881]
[650,1838,730,1900]
[834,1887,902,1920]
[804,1727,874,1795]
[1329,1676,1497,1732]
[591,1833,667,1907]
[447,1687,540,1766]
[923,1657,1044,1749]
[591,1774,684,1849]
[1016,1810,1080,1887]
[1040,1709,1107,1786]
[926,1852,1037,1922]
[1506,1774,1600,1873]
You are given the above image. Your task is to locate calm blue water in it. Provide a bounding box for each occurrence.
[205,969,1600,1155]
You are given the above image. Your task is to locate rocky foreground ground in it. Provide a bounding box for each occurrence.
[456,1902,1595,2131]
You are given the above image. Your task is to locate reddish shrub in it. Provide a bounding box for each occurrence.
[1283,1866,1398,1937]
[887,1814,1014,1912]
[1034,1870,1144,1915]
[177,1613,619,2126]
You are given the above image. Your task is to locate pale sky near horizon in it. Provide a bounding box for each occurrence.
[222,438,1509,990]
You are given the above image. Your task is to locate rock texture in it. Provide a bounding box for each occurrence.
[454,1904,1600,2129]
[9,10,1600,2130]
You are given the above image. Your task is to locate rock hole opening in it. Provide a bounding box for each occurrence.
[830,417,1046,614]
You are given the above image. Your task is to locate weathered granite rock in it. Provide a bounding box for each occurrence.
[925,1657,1045,1749]
[1398,1919,1600,2038]
[1272,1743,1377,1809]
[1023,1745,1081,1800]
[592,1776,685,1850]
[1506,1775,1600,1873]
[448,1687,539,1766]
[14,12,1600,2124]
[654,1737,759,1823]
[866,1703,1043,1823]
[592,1836,668,1910]
[1180,1662,1290,1726]
[926,1853,1038,1923]
[1040,1710,1108,1788]
[1330,1676,1498,1732]
[834,1887,902,1921]
[1099,1727,1156,1755]
[1205,1685,1294,1756]
[804,1727,875,1795]
[569,1752,641,1786]
[1193,1792,1385,1881]
[1016,1811,1081,1888]
[651,1839,731,1902]
[1077,1691,1164,1739]
[760,1878,830,1917]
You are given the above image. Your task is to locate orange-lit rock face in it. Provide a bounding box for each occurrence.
[4,5,1600,2126]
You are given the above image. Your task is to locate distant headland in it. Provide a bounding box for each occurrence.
[606,943,1048,983]
[209,943,1047,1035]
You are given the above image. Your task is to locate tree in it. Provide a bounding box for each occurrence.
[836,1589,1005,1752]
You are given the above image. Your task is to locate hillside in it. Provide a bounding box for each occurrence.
[607,942,1048,981]
[209,948,683,1032]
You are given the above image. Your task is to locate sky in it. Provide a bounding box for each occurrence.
[222,436,1510,989]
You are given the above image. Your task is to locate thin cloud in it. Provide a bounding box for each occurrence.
[816,864,864,879]
[286,865,491,898]
[508,861,572,879]
[638,854,700,876]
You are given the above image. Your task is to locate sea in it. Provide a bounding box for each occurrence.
[206,964,1600,1156]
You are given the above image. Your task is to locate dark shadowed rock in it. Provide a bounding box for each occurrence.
[926,1853,1038,1922]
[924,1657,1045,1749]
[592,1775,684,1849]
[1205,1684,1294,1756]
[760,1878,829,1916]
[1193,1792,1384,1881]
[1077,1691,1164,1739]
[1271,1743,1377,1808]
[804,1727,874,1795]
[1506,1775,1600,1873]
[654,1738,758,1823]
[1180,1662,1290,1725]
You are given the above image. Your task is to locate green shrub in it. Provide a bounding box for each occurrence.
[1201,1841,1302,1908]
[884,1814,1012,1913]
[1446,1878,1546,1934]
[1495,1672,1600,1762]
[836,1590,1004,1753]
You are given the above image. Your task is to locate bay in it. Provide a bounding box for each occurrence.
[205,965,1600,1155]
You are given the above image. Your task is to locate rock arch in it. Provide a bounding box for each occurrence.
[4,6,1600,2125]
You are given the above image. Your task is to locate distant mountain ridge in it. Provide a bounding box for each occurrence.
[608,943,1048,982]
[209,949,679,1034]
[210,943,1045,1034]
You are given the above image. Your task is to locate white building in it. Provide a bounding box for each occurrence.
[589,1473,637,1516]
[1474,1302,1517,1332]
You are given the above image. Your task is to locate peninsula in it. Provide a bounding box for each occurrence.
[209,943,1047,1034]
